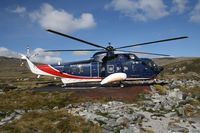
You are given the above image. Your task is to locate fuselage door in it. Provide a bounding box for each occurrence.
[91,62,99,77]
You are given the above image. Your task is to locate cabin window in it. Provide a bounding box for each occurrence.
[123,66,128,71]
[101,67,105,72]
[80,67,84,73]
[71,67,78,74]
[107,65,114,73]
[129,55,135,59]
[116,66,121,71]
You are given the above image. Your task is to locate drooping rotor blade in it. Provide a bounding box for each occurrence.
[47,29,106,49]
[119,50,170,56]
[115,36,188,50]
[44,49,103,52]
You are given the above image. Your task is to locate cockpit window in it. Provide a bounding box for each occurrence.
[129,54,136,60]
[92,53,106,62]
[142,59,157,68]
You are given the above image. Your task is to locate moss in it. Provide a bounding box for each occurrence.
[154,85,167,95]
[184,104,196,117]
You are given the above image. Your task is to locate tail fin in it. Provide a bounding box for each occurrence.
[21,54,45,75]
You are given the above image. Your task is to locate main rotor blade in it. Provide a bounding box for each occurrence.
[119,50,170,56]
[44,49,103,52]
[47,29,106,49]
[115,36,188,50]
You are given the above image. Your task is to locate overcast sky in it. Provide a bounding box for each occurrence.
[0,0,200,63]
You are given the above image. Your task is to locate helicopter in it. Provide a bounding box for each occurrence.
[21,29,188,87]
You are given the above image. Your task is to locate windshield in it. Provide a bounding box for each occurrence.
[92,52,106,62]
[142,59,157,68]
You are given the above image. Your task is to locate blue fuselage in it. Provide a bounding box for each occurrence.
[51,53,163,80]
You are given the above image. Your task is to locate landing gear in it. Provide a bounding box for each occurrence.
[120,82,125,88]
[61,84,67,87]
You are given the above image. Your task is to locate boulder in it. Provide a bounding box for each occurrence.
[176,107,185,116]
[168,123,189,133]
[120,125,140,133]
[116,116,130,127]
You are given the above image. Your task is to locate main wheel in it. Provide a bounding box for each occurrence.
[120,83,124,88]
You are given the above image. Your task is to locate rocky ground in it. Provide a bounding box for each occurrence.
[64,79,200,133]
[0,79,200,133]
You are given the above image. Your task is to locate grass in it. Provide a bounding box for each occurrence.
[159,58,200,80]
[0,91,87,112]
[0,90,125,112]
[0,110,103,133]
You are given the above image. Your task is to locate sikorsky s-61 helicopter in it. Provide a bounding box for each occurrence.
[21,29,188,87]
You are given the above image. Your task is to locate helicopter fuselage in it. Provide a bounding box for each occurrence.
[36,53,163,84]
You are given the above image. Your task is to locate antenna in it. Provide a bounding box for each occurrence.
[26,45,30,57]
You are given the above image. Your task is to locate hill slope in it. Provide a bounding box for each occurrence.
[0,56,59,89]
[158,58,200,80]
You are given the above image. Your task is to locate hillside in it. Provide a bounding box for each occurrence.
[158,58,200,80]
[152,57,197,66]
[0,56,59,90]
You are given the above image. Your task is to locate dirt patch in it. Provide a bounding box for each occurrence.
[33,85,150,101]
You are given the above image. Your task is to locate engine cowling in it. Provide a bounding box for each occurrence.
[100,73,127,85]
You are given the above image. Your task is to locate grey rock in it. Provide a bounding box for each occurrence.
[0,121,6,126]
[0,111,6,116]
[133,114,145,123]
[107,113,120,119]
[0,112,22,126]
[185,93,194,101]
[168,123,189,132]
[95,116,108,125]
[116,116,129,126]
[15,109,25,115]
[102,124,114,132]
[53,106,58,110]
[106,119,118,128]
[163,104,172,111]
[1,112,16,122]
[153,102,162,111]
[120,125,140,133]
[176,107,185,116]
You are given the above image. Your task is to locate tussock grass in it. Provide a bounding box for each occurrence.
[0,91,86,112]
